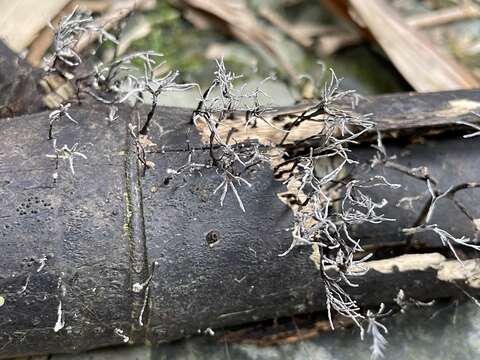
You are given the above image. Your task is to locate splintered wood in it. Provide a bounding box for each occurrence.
[194,109,326,146]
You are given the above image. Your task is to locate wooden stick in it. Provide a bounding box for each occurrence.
[346,0,479,91]
[407,2,480,28]
[268,2,480,57]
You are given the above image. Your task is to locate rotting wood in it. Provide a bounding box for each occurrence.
[194,90,480,146]
[0,93,479,357]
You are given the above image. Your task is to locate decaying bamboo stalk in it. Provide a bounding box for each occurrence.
[0,88,479,358]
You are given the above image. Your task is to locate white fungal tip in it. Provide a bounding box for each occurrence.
[114,328,130,343]
[54,301,65,332]
[204,328,215,336]
[132,283,143,293]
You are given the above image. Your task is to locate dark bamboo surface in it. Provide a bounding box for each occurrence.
[0,88,479,357]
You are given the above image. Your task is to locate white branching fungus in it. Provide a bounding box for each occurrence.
[404,224,480,265]
[48,103,78,140]
[138,285,149,327]
[403,177,480,267]
[114,328,130,343]
[46,139,87,176]
[91,51,198,135]
[79,51,161,104]
[37,254,48,272]
[394,289,434,313]
[425,179,452,223]
[396,195,423,210]
[457,113,480,138]
[132,260,158,293]
[47,8,92,68]
[204,328,215,336]
[266,71,402,338]
[182,64,406,343]
[133,261,158,327]
[18,274,31,294]
[187,59,275,210]
[365,304,390,360]
[46,7,117,72]
[105,105,119,122]
[54,300,65,333]
[374,125,480,284]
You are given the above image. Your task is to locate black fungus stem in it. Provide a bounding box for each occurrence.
[140,99,157,135]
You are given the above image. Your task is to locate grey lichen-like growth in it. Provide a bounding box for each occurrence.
[185,65,407,357]
[128,55,197,135]
[46,8,91,70]
[271,73,401,340]
[45,7,116,74]
[78,50,197,130]
[373,128,480,265]
[187,63,400,344]
[88,51,196,172]
[187,59,274,211]
[44,8,195,176]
